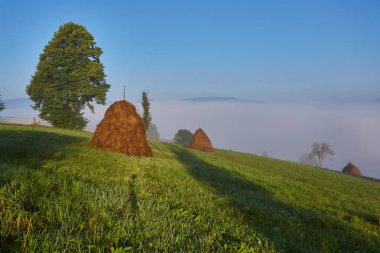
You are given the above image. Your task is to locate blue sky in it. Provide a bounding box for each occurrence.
[0,0,379,102]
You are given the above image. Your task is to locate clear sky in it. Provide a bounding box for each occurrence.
[0,0,379,102]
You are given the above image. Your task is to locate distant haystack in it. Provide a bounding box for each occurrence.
[342,162,362,176]
[190,128,214,152]
[90,100,153,157]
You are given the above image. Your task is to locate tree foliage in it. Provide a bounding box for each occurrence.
[308,142,335,168]
[26,22,110,129]
[141,91,152,130]
[0,95,5,112]
[174,129,194,146]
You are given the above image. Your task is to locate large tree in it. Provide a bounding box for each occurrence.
[26,22,110,129]
[0,94,5,112]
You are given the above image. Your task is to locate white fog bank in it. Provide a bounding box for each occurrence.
[2,99,380,179]
[147,101,380,179]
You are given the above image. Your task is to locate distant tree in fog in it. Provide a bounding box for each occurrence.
[308,142,335,168]
[147,123,160,140]
[174,129,193,146]
[0,95,5,112]
[262,150,269,157]
[300,153,318,166]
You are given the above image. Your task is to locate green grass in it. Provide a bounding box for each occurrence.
[0,123,379,252]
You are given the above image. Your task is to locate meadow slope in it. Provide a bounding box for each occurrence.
[0,124,379,252]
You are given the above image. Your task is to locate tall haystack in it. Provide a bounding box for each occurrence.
[342,162,362,176]
[90,100,153,157]
[190,128,214,152]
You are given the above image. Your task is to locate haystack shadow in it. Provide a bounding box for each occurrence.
[169,145,380,252]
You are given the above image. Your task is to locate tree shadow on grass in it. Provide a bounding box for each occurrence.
[0,128,87,251]
[169,146,380,252]
[0,128,85,172]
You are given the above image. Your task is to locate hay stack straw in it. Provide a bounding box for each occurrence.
[90,100,152,157]
[190,128,214,152]
[342,162,362,176]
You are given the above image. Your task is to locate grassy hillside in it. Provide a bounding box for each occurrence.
[0,124,379,252]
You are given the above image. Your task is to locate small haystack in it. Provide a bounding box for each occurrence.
[190,128,214,152]
[90,100,153,157]
[342,162,362,176]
